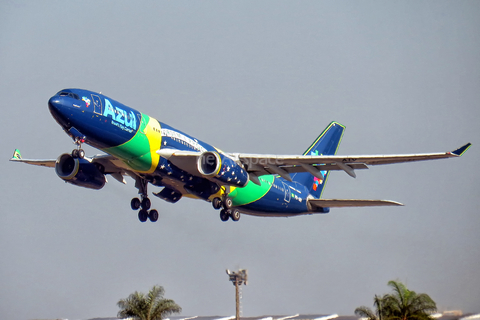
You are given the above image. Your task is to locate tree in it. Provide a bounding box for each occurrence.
[355,294,389,320]
[355,280,437,320]
[117,285,182,320]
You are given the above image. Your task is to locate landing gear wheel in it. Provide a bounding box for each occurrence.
[148,210,159,222]
[131,198,141,210]
[138,209,148,222]
[71,149,85,159]
[220,209,230,222]
[141,197,151,210]
[230,209,241,221]
[223,197,233,209]
[212,197,222,210]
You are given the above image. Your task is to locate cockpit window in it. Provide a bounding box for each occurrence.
[58,91,80,100]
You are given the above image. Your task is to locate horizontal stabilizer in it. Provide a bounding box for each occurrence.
[308,198,404,208]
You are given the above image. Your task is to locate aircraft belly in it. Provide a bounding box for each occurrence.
[156,177,188,195]
[150,157,221,200]
[239,189,309,214]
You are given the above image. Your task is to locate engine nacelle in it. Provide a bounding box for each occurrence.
[55,153,106,190]
[197,151,249,187]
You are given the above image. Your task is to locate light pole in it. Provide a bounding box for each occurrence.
[226,269,248,320]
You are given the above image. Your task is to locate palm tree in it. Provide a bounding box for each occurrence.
[355,280,437,320]
[117,285,182,320]
[355,294,391,320]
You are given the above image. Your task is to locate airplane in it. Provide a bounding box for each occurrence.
[10,88,471,223]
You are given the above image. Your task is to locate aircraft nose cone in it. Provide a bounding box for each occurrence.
[48,96,71,129]
[48,96,61,113]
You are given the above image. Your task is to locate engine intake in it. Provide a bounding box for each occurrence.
[198,151,221,176]
[55,153,106,190]
[197,151,249,187]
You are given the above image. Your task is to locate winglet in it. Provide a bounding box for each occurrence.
[12,149,22,160]
[451,143,471,156]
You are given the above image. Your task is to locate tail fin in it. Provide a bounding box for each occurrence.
[292,121,345,199]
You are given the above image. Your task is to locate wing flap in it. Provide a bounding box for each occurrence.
[308,198,404,208]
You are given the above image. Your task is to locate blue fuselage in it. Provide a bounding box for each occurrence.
[48,89,318,217]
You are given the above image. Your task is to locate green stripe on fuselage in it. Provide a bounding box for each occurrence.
[229,175,275,206]
[102,113,153,172]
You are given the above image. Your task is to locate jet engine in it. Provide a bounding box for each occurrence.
[55,153,106,190]
[197,151,249,187]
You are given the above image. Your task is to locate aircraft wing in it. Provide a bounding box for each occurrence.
[9,149,56,167]
[308,198,404,209]
[236,143,471,181]
[10,149,129,184]
[9,158,56,167]
[88,154,130,184]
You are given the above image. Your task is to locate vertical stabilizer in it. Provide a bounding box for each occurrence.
[292,121,345,199]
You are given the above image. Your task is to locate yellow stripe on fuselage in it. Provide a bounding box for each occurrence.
[143,117,162,173]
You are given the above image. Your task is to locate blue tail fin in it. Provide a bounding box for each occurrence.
[292,121,345,199]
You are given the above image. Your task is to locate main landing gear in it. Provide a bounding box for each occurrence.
[131,197,158,222]
[212,196,240,222]
[131,178,159,222]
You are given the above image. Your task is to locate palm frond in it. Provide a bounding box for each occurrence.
[356,281,437,320]
[355,305,378,320]
[117,285,181,320]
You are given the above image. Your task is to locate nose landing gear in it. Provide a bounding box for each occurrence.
[71,148,85,159]
[71,137,86,159]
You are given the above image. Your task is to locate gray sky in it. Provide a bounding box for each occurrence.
[1,1,479,319]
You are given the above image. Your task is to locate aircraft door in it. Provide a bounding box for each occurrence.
[91,94,103,115]
[282,181,291,203]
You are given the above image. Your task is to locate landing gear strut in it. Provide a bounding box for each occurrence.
[131,178,159,223]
